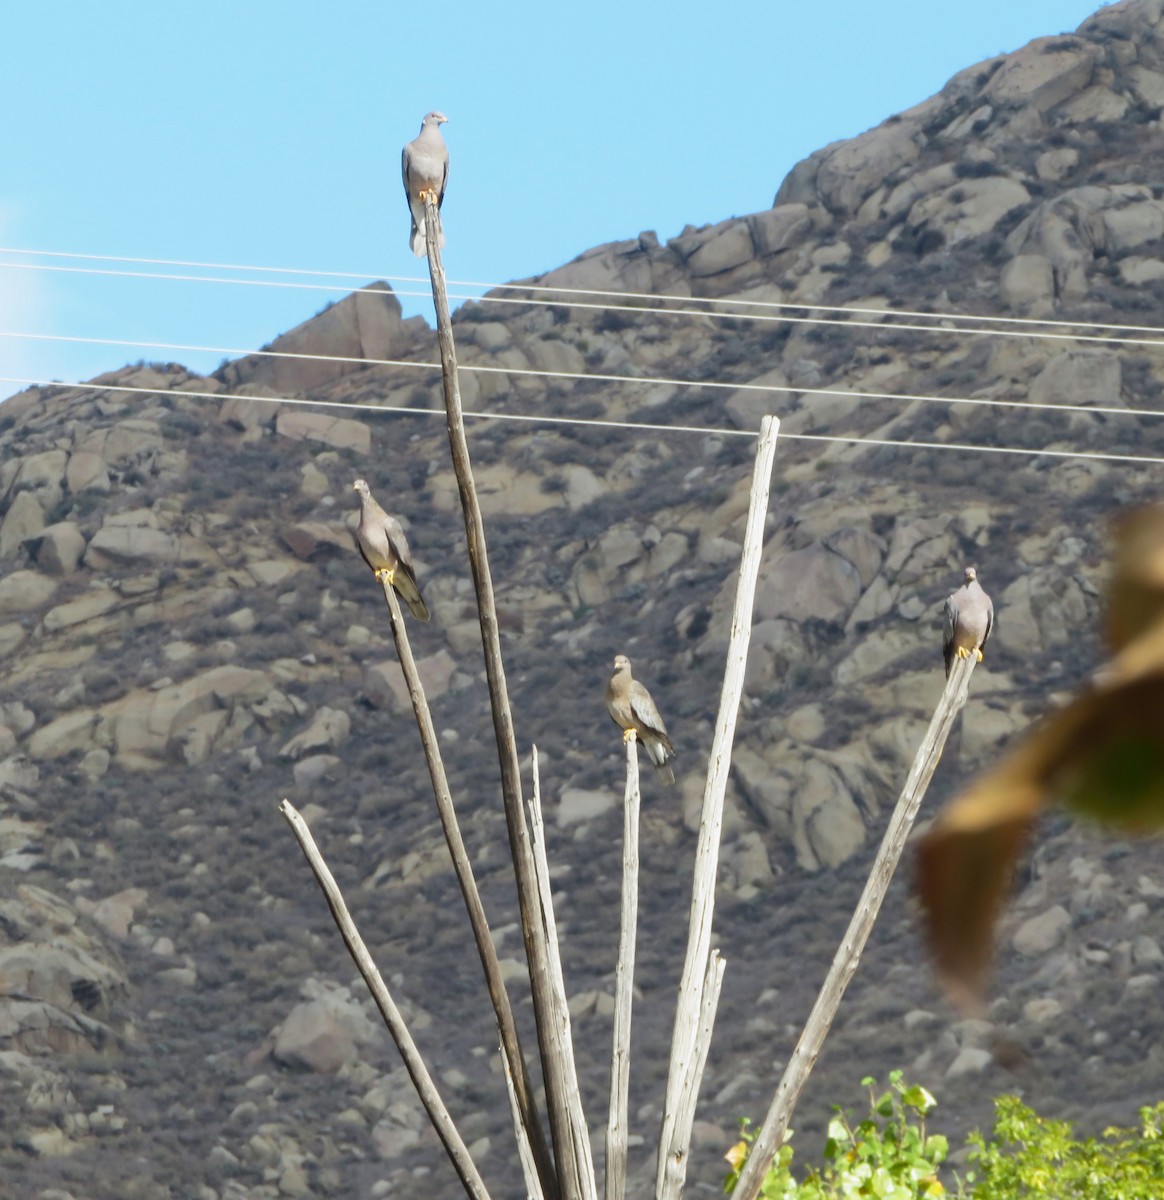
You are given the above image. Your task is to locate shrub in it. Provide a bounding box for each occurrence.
[725,1072,1164,1199]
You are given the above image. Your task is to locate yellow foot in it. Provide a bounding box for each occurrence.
[374,568,397,585]
[418,188,434,203]
[622,728,637,744]
[975,648,984,663]
[956,646,971,660]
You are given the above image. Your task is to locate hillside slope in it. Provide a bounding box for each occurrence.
[3,2,1164,1196]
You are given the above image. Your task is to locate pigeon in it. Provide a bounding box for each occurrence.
[943,566,994,677]
[352,478,430,621]
[401,111,449,257]
[605,655,676,784]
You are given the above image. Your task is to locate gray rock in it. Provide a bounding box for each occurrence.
[755,542,862,626]
[983,38,1096,112]
[84,524,178,568]
[275,411,372,455]
[747,204,812,257]
[558,787,617,826]
[1013,905,1071,956]
[0,569,56,617]
[279,707,352,760]
[946,1047,992,1078]
[24,522,86,576]
[1000,255,1054,311]
[0,491,45,559]
[1132,935,1163,967]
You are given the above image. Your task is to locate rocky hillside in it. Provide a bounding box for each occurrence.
[4,2,1164,1197]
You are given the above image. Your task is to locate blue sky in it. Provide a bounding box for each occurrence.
[1,0,1106,391]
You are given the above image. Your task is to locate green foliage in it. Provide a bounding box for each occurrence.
[725,1074,1164,1200]
[724,1071,946,1199]
[964,1096,1164,1199]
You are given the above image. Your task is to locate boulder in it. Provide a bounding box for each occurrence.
[754,542,862,626]
[223,284,410,393]
[1012,905,1071,956]
[5,450,68,512]
[0,570,58,616]
[281,521,352,562]
[279,707,352,760]
[1029,350,1121,410]
[64,450,109,495]
[84,525,178,568]
[275,411,372,454]
[813,121,922,216]
[906,177,1030,246]
[0,492,45,559]
[24,522,86,576]
[747,204,812,257]
[273,984,379,1073]
[1000,255,1054,311]
[363,651,455,712]
[982,38,1096,112]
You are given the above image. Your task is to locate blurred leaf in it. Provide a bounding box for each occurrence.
[1106,507,1164,653]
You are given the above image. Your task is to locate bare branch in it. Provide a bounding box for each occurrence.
[502,1039,546,1200]
[376,575,551,1189]
[424,194,574,1199]
[605,734,641,1200]
[529,748,599,1200]
[279,799,492,1200]
[730,654,979,1200]
[657,416,781,1200]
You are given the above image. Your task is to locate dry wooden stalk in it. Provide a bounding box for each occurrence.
[605,734,642,1200]
[377,576,553,1193]
[657,415,781,1200]
[423,194,580,1200]
[502,1040,546,1200]
[279,799,492,1200]
[529,747,599,1200]
[730,653,980,1200]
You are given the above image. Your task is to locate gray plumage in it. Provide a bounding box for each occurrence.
[943,566,993,677]
[352,479,430,621]
[401,111,449,257]
[605,654,676,784]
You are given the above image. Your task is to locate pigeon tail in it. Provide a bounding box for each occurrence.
[409,215,446,258]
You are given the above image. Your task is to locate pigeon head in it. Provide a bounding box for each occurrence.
[612,654,631,672]
[421,111,448,128]
[964,566,978,583]
[352,479,370,498]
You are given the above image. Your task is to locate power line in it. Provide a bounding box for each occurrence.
[3,374,1163,468]
[2,327,1161,426]
[4,252,1164,351]
[6,244,1164,340]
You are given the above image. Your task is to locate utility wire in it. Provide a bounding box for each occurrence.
[4,253,1164,351]
[2,328,1162,426]
[2,374,1162,468]
[5,244,1164,339]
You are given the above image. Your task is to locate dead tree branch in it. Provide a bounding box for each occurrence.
[424,193,578,1200]
[377,575,553,1193]
[657,415,781,1200]
[605,733,641,1200]
[280,799,491,1200]
[529,747,599,1200]
[730,653,979,1200]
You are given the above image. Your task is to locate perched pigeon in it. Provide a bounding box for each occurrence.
[352,479,430,621]
[401,111,449,257]
[605,655,676,784]
[943,566,993,677]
